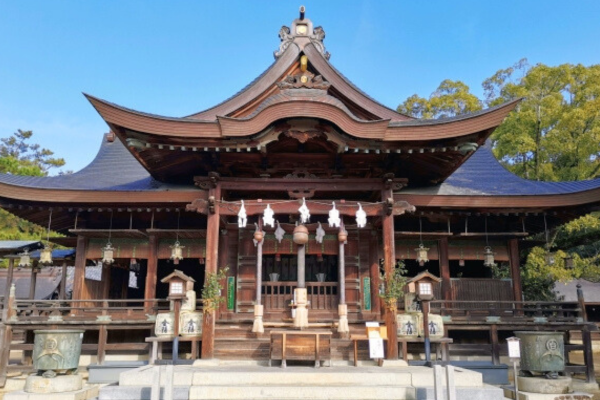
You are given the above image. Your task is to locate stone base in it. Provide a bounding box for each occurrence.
[6,385,97,400]
[24,374,82,394]
[504,387,592,400]
[517,376,572,394]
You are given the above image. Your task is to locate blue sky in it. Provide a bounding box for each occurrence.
[1,1,599,174]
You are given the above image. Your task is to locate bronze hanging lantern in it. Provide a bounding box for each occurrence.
[39,246,53,266]
[170,210,184,264]
[483,246,495,267]
[458,247,465,267]
[275,253,281,262]
[293,224,309,245]
[170,241,184,265]
[415,244,430,267]
[39,209,53,266]
[102,242,115,265]
[18,249,31,268]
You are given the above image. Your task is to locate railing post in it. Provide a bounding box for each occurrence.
[582,325,595,383]
[0,323,13,388]
[577,284,588,322]
[98,325,107,365]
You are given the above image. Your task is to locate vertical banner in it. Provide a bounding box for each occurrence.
[227,276,235,310]
[363,277,371,311]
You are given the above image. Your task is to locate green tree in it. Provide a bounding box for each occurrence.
[484,60,600,181]
[397,79,482,119]
[0,130,66,265]
[0,130,65,175]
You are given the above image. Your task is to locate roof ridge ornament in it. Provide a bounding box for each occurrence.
[274,6,330,60]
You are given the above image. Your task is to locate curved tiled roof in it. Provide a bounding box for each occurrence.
[403,143,600,196]
[0,134,183,191]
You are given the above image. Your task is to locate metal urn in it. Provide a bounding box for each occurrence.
[33,330,84,378]
[515,331,565,379]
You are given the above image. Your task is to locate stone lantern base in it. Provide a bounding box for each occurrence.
[25,373,82,393]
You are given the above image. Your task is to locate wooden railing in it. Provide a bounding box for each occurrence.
[430,300,583,323]
[10,299,171,322]
[262,282,338,311]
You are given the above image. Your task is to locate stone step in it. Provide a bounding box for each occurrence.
[99,384,189,400]
[416,385,508,400]
[118,365,484,388]
[188,385,415,400]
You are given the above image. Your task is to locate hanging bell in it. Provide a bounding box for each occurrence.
[293,224,309,245]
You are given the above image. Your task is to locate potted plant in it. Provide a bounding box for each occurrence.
[379,261,408,312]
[201,267,228,313]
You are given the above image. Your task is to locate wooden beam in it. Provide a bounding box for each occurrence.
[458,232,529,237]
[194,176,407,192]
[188,198,414,217]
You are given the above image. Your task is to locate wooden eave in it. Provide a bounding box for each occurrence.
[0,181,203,204]
[395,189,600,210]
[69,229,148,239]
[87,93,515,143]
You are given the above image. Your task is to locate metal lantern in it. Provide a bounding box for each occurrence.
[102,242,115,265]
[275,253,281,262]
[483,246,495,267]
[39,246,53,266]
[458,248,465,267]
[293,224,309,245]
[415,244,429,267]
[18,249,32,268]
[170,241,185,265]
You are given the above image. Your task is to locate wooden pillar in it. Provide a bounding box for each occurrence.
[338,230,346,305]
[297,245,306,289]
[144,235,159,311]
[382,187,398,360]
[97,325,107,365]
[72,236,88,301]
[29,263,39,300]
[202,183,221,359]
[582,325,596,383]
[508,239,523,302]
[490,324,500,365]
[438,238,452,301]
[0,324,13,388]
[255,226,263,306]
[369,232,381,316]
[3,259,14,311]
[59,261,67,300]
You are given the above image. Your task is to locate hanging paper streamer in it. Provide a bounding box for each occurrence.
[328,202,340,228]
[263,204,275,228]
[298,197,310,223]
[238,200,247,228]
[316,221,326,243]
[275,221,285,243]
[356,203,367,228]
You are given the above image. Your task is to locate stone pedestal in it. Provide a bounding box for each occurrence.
[292,288,309,329]
[252,304,264,333]
[517,376,572,394]
[24,374,82,393]
[337,304,349,334]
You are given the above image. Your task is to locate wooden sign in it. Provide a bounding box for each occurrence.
[363,277,371,311]
[227,276,235,310]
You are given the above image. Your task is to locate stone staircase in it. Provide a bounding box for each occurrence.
[98,361,509,400]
